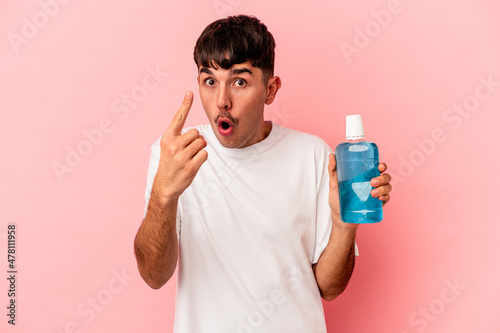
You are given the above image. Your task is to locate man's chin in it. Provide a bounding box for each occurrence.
[211,125,240,148]
[217,137,240,148]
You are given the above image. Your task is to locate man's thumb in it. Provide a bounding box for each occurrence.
[328,153,337,174]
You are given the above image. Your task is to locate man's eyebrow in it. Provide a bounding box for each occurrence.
[230,68,253,76]
[199,67,253,76]
[199,67,213,75]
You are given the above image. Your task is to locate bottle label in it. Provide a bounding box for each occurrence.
[352,181,372,201]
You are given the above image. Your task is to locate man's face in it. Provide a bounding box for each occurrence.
[197,61,280,148]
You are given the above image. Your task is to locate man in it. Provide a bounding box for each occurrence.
[134,15,392,332]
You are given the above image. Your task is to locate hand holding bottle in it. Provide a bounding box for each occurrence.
[328,153,391,222]
[370,162,392,205]
[333,115,392,223]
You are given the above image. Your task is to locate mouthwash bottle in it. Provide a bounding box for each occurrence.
[335,115,383,223]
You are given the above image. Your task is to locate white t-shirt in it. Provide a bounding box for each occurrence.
[144,122,359,333]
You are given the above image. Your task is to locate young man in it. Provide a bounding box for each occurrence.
[134,15,392,332]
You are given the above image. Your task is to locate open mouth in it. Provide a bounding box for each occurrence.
[217,118,234,136]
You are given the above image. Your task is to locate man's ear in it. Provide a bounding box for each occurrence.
[265,76,282,105]
[197,76,200,86]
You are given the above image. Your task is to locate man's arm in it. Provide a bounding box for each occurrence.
[134,91,207,289]
[134,194,180,289]
[312,154,391,301]
[312,215,357,301]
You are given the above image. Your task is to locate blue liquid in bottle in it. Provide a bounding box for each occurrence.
[335,115,383,223]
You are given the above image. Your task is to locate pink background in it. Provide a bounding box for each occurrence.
[1,0,499,332]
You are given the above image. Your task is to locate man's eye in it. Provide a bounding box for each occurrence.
[205,78,215,86]
[235,79,246,87]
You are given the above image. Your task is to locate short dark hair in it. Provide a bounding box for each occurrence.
[193,15,276,83]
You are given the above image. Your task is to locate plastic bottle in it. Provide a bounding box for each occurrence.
[335,115,383,223]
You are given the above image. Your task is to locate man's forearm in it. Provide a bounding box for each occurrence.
[313,213,357,301]
[134,194,179,289]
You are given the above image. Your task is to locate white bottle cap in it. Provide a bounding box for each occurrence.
[346,114,365,140]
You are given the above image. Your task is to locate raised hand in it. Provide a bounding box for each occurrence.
[151,91,208,204]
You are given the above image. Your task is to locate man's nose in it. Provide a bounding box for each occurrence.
[216,85,232,110]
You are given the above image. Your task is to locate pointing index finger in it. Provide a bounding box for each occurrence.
[168,91,193,136]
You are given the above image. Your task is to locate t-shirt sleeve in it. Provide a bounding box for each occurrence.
[143,137,182,239]
[312,143,359,264]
